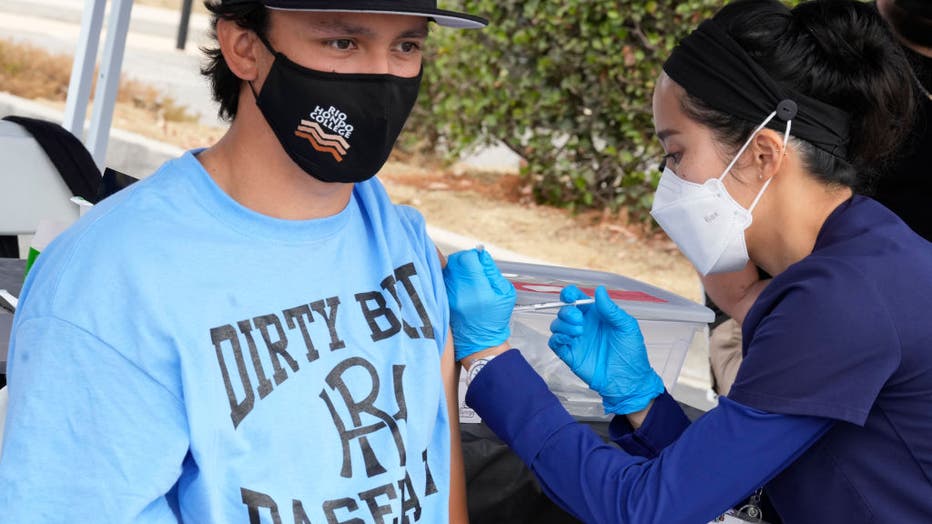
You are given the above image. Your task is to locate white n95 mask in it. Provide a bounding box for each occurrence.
[650,110,791,276]
[651,170,754,275]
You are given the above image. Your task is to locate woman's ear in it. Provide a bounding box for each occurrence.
[751,129,787,183]
[216,18,263,83]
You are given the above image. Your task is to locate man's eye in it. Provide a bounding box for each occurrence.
[399,41,421,53]
[328,39,355,50]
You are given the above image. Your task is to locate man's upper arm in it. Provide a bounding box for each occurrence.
[0,316,188,521]
[441,328,469,523]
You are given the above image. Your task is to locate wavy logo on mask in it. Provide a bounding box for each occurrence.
[294,105,354,162]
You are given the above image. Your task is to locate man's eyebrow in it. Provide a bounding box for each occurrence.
[398,26,430,39]
[310,19,430,39]
[312,18,378,37]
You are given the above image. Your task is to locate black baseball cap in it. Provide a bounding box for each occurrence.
[224,0,487,29]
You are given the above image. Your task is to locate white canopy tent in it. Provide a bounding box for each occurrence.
[62,0,135,170]
[0,0,137,448]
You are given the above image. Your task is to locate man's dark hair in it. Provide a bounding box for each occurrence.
[201,1,270,121]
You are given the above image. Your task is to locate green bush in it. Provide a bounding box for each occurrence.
[405,1,729,222]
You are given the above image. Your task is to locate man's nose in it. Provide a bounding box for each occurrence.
[362,51,393,75]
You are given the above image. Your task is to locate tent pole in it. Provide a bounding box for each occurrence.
[62,0,107,140]
[86,0,134,170]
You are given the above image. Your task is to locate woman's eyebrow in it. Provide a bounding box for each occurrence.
[656,129,681,148]
[656,129,680,142]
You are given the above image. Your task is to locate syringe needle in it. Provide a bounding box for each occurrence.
[513,298,595,311]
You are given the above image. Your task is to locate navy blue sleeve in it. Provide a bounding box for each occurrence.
[466,349,833,524]
[731,261,899,425]
[609,390,690,458]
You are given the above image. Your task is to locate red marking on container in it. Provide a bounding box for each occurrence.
[511,281,667,303]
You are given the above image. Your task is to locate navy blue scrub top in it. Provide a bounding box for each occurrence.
[466,196,932,523]
[729,195,932,522]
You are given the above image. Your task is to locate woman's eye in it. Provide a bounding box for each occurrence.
[658,153,681,173]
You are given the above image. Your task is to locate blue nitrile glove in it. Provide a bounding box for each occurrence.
[548,285,665,415]
[443,249,517,361]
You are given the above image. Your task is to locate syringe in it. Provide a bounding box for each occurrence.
[513,298,595,312]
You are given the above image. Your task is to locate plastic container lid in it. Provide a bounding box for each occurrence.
[498,260,714,323]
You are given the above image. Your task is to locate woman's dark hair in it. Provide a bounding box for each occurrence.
[680,0,917,192]
[200,1,270,121]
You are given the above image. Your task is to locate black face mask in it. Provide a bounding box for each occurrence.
[251,45,422,184]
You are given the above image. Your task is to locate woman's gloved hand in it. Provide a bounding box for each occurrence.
[548,285,665,414]
[443,249,517,361]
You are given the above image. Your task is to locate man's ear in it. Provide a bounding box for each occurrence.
[751,128,787,183]
[216,18,263,83]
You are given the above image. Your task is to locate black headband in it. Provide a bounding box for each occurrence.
[663,18,851,159]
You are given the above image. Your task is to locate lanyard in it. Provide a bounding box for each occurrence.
[713,487,766,523]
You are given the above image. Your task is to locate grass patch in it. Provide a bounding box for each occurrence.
[0,39,199,124]
[0,39,72,101]
[0,37,225,152]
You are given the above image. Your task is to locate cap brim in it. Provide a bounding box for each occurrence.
[265,6,487,29]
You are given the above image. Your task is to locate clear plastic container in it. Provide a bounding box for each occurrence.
[459,261,714,422]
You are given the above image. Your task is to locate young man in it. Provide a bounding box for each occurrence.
[0,1,486,522]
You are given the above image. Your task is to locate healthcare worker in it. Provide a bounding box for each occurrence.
[443,0,932,522]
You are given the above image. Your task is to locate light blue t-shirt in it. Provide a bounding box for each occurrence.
[0,151,452,523]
